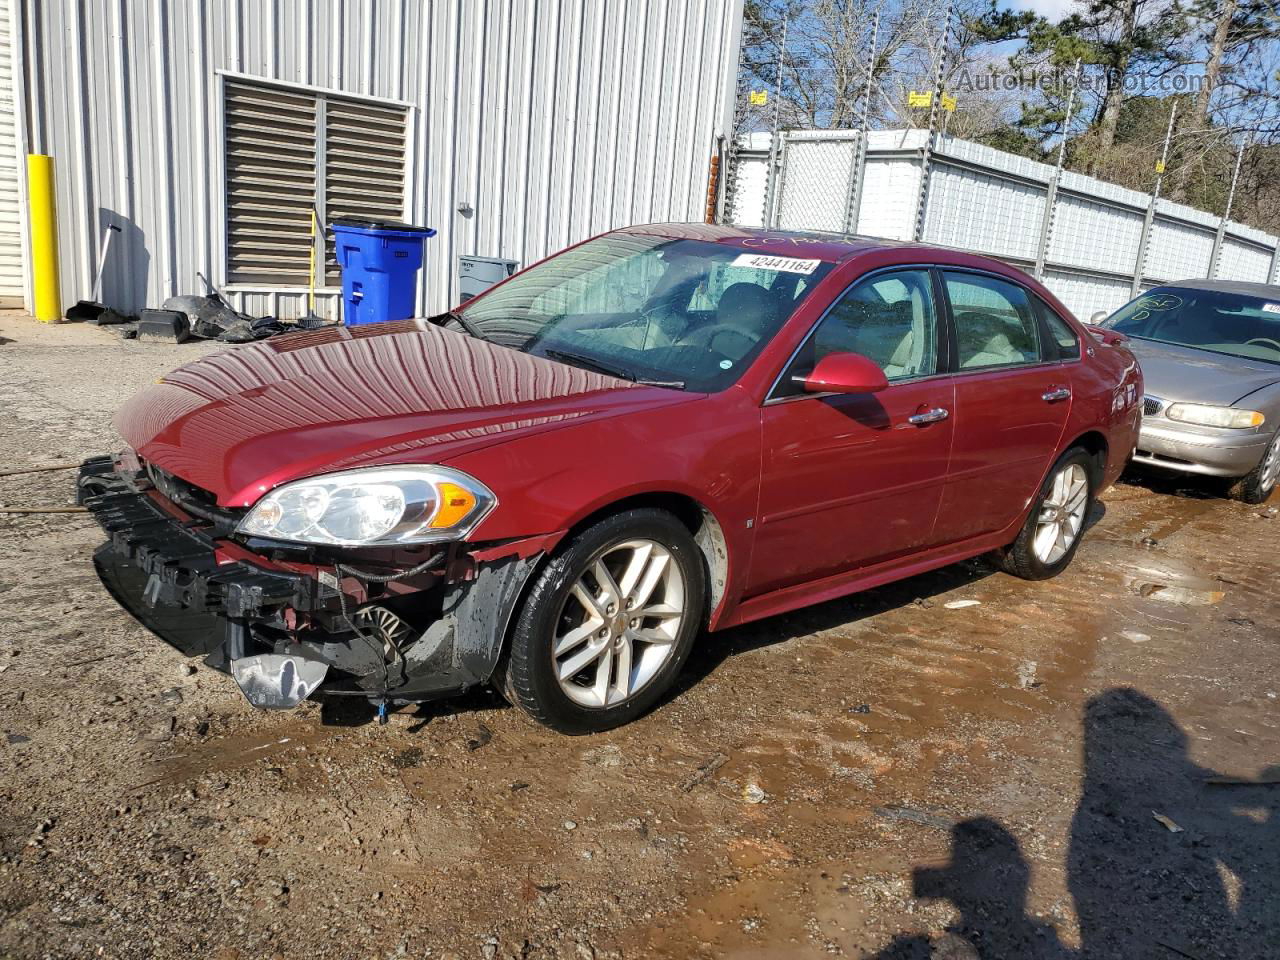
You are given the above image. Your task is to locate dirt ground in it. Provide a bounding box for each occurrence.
[1,311,1276,960]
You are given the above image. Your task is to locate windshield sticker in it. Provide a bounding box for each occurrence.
[731,253,821,275]
[1136,293,1182,311]
[1263,303,1280,314]
[719,359,733,369]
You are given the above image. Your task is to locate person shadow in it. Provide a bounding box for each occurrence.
[1068,688,1276,959]
[869,688,1278,959]
[869,817,1073,960]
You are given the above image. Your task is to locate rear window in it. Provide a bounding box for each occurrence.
[944,272,1043,370]
[1038,298,1081,360]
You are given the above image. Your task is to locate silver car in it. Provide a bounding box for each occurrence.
[1093,279,1280,503]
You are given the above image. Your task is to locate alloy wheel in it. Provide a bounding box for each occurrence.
[1033,463,1089,565]
[1261,438,1280,492]
[552,538,686,708]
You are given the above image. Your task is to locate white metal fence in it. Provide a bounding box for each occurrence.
[728,129,1280,321]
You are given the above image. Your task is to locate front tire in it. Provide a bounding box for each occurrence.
[497,508,706,734]
[996,448,1095,581]
[1227,435,1279,505]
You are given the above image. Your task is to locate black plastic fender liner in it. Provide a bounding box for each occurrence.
[292,552,542,702]
[449,553,541,682]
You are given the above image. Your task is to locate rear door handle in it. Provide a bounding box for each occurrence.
[907,407,950,425]
[1042,386,1071,402]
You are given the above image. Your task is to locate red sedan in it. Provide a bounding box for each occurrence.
[80,224,1141,733]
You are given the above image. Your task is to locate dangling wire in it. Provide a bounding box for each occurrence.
[332,550,447,703]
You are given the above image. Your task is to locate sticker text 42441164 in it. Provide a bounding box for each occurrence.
[731,253,822,275]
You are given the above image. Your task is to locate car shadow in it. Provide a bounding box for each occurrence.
[1118,465,1227,500]
[317,686,509,729]
[674,553,1000,697]
[677,498,1106,698]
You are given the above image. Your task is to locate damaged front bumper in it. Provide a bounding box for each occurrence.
[79,455,543,710]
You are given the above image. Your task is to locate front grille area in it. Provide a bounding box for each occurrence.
[145,463,245,533]
[1142,396,1165,417]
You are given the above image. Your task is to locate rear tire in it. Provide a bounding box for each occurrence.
[996,448,1095,581]
[497,508,706,734]
[1227,435,1279,505]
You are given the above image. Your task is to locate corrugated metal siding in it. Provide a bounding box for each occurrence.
[728,153,768,227]
[923,162,1045,261]
[1047,196,1145,274]
[1144,218,1215,281]
[0,0,22,298]
[19,0,743,319]
[1043,269,1133,321]
[1216,237,1272,283]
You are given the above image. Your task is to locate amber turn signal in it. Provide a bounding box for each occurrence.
[429,481,479,528]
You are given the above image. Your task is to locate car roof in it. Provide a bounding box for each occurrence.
[615,222,952,265]
[1159,278,1280,298]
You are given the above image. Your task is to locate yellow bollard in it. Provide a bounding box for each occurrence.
[27,154,62,322]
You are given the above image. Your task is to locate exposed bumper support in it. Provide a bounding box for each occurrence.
[81,456,542,708]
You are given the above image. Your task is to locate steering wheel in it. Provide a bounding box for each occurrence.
[679,323,756,360]
[1245,337,1280,352]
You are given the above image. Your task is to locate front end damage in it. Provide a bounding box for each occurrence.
[79,454,548,712]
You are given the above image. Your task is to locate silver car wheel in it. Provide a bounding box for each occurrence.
[1261,438,1280,491]
[552,538,686,708]
[1033,463,1089,565]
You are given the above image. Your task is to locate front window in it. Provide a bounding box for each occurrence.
[456,234,834,392]
[1103,286,1280,365]
[773,269,939,398]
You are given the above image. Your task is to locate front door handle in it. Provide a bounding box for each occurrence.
[907,407,950,425]
[1042,386,1071,402]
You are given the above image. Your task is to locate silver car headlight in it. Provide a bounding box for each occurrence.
[236,466,496,546]
[1164,403,1265,429]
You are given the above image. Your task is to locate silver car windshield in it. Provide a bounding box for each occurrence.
[1104,286,1280,366]
[455,234,834,392]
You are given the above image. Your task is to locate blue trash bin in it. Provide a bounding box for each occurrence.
[330,219,436,326]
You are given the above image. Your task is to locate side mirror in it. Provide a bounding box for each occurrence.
[799,351,889,394]
[1088,310,1109,326]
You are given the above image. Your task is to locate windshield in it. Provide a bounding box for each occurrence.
[1103,286,1280,366]
[455,233,835,391]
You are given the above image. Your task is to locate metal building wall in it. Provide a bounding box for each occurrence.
[17,0,743,319]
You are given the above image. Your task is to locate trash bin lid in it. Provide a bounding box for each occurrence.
[330,217,437,237]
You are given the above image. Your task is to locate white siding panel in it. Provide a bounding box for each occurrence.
[1216,237,1272,283]
[856,154,921,241]
[728,152,768,227]
[21,0,743,318]
[1048,196,1144,275]
[1043,270,1134,321]
[0,0,23,298]
[729,129,1280,298]
[1144,218,1215,281]
[922,162,1045,260]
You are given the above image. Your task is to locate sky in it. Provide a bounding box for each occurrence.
[1003,0,1079,20]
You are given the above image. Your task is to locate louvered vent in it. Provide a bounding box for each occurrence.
[225,80,318,285]
[223,78,408,287]
[324,98,408,284]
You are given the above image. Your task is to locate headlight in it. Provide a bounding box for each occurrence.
[1164,403,1265,429]
[236,466,496,546]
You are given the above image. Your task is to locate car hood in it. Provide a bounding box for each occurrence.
[1126,337,1280,406]
[117,321,696,506]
